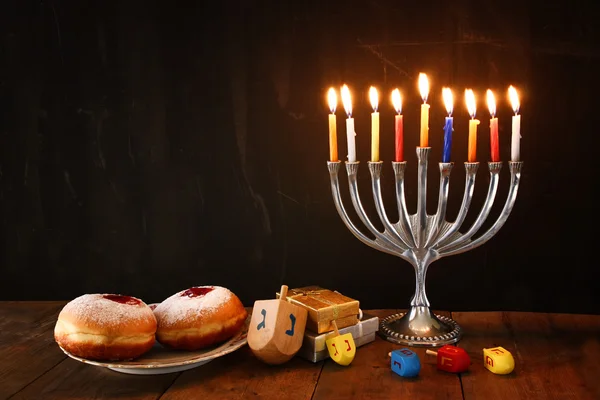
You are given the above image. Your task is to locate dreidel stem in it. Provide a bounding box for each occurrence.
[426,349,437,356]
[279,285,288,301]
[331,319,340,336]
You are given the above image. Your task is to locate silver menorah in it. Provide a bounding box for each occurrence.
[327,147,523,347]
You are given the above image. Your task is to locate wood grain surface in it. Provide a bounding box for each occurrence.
[1,303,599,400]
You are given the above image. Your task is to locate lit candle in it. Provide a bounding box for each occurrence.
[391,89,403,162]
[508,85,521,161]
[369,86,380,162]
[442,88,454,163]
[465,89,480,162]
[418,73,430,147]
[487,89,500,162]
[327,88,338,162]
[341,84,356,162]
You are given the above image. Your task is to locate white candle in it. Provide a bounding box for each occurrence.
[341,84,356,162]
[508,86,521,161]
[346,118,356,162]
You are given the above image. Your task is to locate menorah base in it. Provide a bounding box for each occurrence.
[378,306,462,347]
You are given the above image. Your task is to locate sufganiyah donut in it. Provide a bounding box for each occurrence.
[54,294,157,361]
[153,286,247,350]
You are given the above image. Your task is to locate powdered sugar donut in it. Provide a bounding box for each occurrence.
[153,286,247,350]
[54,294,157,361]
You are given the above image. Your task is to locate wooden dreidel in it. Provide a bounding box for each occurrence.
[425,345,471,373]
[390,348,421,377]
[247,285,308,365]
[483,346,515,375]
[325,320,356,366]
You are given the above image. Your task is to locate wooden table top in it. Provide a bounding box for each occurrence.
[1,302,599,400]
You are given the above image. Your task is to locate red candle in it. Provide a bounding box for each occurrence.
[392,89,403,162]
[395,115,404,162]
[486,89,500,162]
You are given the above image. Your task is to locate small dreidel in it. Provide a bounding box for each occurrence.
[247,285,308,365]
[325,320,356,366]
[483,346,515,375]
[425,345,471,373]
[390,348,421,377]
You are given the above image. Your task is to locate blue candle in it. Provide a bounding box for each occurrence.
[442,117,453,162]
[441,88,454,163]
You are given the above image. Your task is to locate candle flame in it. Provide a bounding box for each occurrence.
[369,86,379,112]
[327,88,337,114]
[442,87,453,116]
[465,89,476,118]
[418,73,429,103]
[341,84,352,117]
[391,88,402,114]
[486,89,496,117]
[508,85,520,114]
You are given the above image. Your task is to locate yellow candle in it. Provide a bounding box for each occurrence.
[465,89,480,162]
[327,88,338,162]
[418,73,430,147]
[369,86,380,162]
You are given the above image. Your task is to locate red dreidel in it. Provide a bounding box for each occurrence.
[425,345,470,373]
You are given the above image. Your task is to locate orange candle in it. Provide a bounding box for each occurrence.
[486,89,500,162]
[327,88,338,162]
[465,89,480,162]
[418,73,430,147]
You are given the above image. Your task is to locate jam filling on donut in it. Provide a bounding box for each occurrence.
[103,294,142,305]
[181,286,215,298]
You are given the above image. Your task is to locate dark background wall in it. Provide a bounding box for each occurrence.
[1,0,598,314]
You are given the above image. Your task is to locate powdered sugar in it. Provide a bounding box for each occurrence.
[153,286,233,326]
[61,294,152,326]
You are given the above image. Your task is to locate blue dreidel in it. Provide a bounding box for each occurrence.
[390,348,421,377]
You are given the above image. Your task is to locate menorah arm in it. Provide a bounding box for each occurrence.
[439,161,523,257]
[368,162,412,248]
[437,161,502,253]
[392,161,417,247]
[432,162,479,248]
[425,162,454,247]
[346,162,411,256]
[327,161,407,258]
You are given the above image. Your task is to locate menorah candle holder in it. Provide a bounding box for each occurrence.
[327,147,523,347]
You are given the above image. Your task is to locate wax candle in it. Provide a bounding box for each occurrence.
[369,86,380,162]
[487,89,500,162]
[391,89,403,162]
[341,84,356,162]
[418,73,430,147]
[327,88,338,162]
[465,89,480,162]
[441,88,454,163]
[508,85,521,161]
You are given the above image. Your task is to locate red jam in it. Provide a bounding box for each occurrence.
[181,286,214,298]
[103,294,142,305]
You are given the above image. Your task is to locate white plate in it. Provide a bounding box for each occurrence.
[60,314,250,375]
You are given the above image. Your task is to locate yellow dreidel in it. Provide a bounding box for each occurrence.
[325,320,356,366]
[247,285,308,365]
[483,346,515,375]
